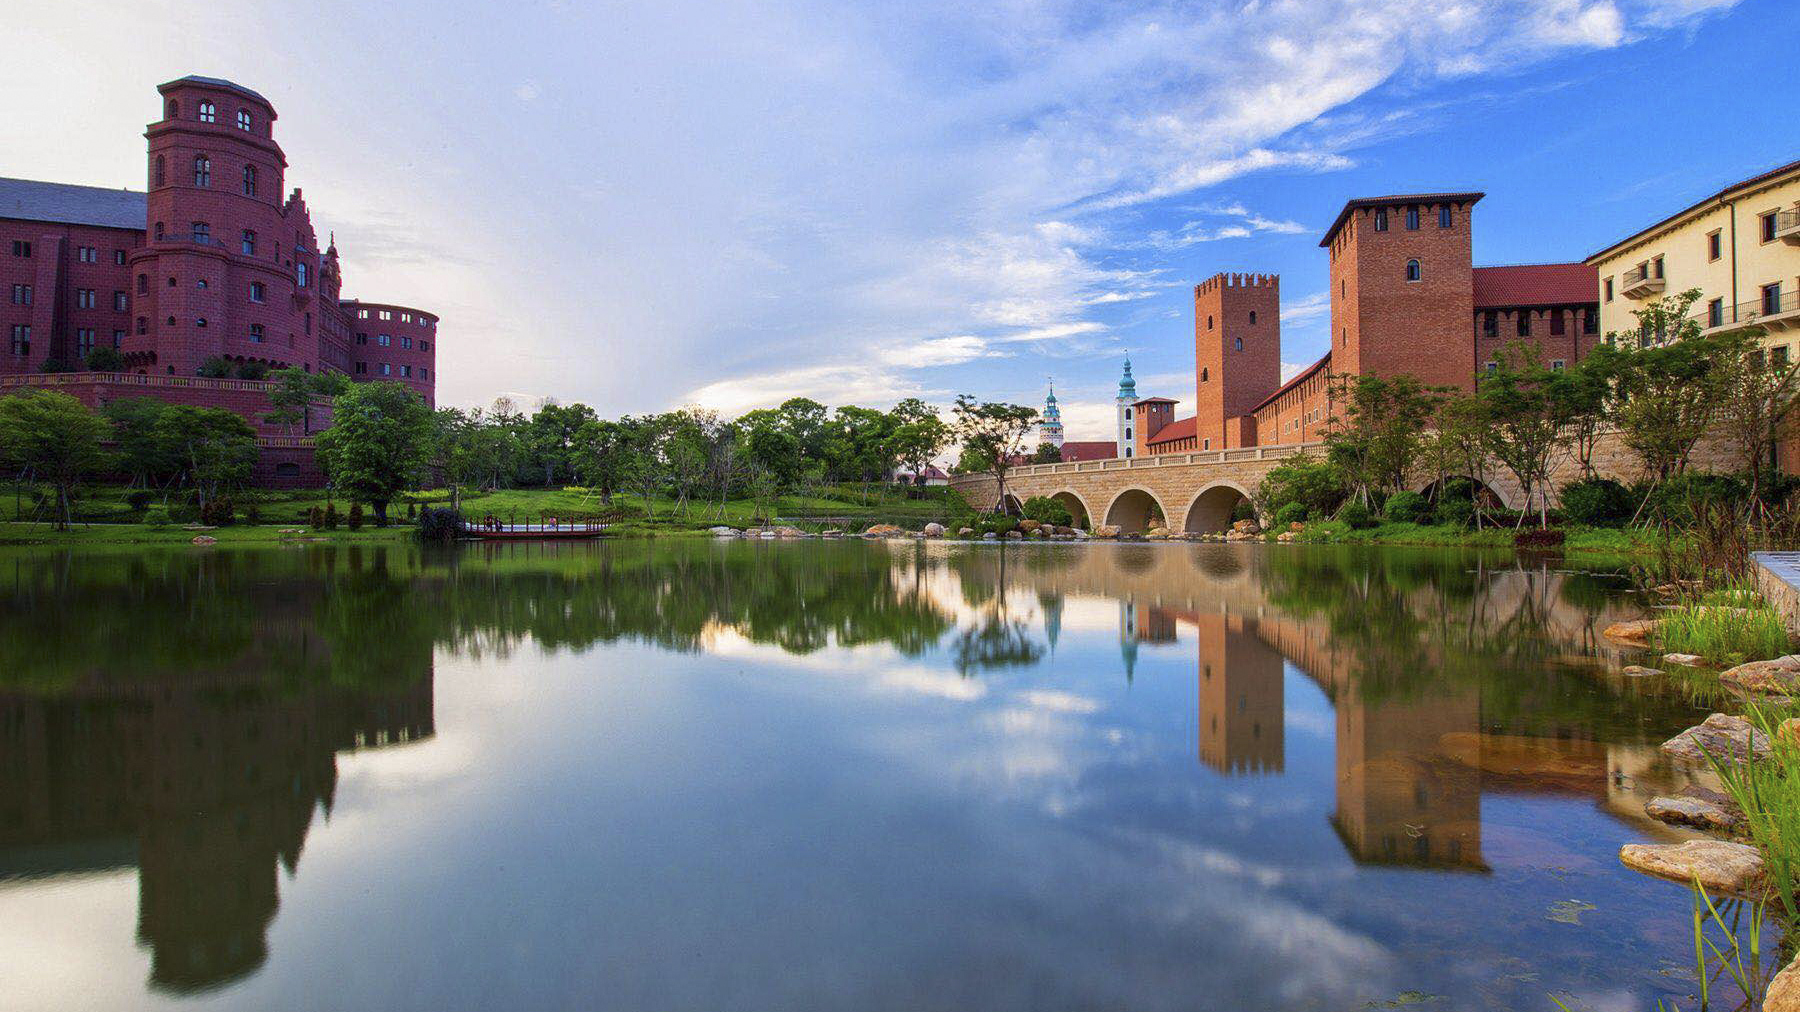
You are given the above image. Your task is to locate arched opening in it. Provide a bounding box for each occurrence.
[1418,475,1511,511]
[999,493,1024,517]
[1104,488,1164,533]
[1183,482,1254,534]
[1050,490,1089,528]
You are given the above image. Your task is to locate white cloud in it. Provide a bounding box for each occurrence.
[513,80,542,101]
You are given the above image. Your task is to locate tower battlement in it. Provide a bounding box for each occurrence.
[1195,272,1279,297]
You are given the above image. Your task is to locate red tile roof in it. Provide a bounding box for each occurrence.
[1145,416,1196,445]
[1058,440,1116,462]
[1251,352,1332,413]
[1472,263,1596,308]
[1320,192,1484,247]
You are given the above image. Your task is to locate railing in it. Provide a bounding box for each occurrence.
[1620,264,1665,299]
[1776,210,1800,242]
[1000,440,1324,477]
[257,435,315,448]
[1686,289,1800,333]
[0,370,280,392]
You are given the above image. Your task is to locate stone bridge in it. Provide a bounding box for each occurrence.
[948,441,1527,533]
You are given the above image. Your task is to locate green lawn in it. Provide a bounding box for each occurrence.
[0,521,410,547]
[1290,519,1674,556]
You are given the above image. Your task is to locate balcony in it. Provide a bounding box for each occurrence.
[1690,289,1800,335]
[1620,264,1665,299]
[1777,210,1800,245]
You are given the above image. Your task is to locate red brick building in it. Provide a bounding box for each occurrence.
[1127,193,1597,457]
[0,76,438,483]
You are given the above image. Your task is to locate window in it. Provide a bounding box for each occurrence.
[358,309,369,319]
[379,309,392,320]
[77,246,96,263]
[1233,337,1243,351]
[198,101,215,123]
[237,109,252,131]
[137,274,147,294]
[401,312,412,322]
[154,154,165,187]
[378,333,391,347]
[1405,259,1421,282]
[1124,407,1131,419]
[195,317,207,328]
[355,333,368,345]
[1708,231,1722,261]
[1550,311,1565,336]
[1583,310,1598,335]
[167,276,176,287]
[379,362,392,376]
[1604,277,1613,301]
[1763,211,1780,244]
[1438,206,1452,229]
[1405,206,1420,230]
[193,155,210,187]
[242,230,256,256]
[192,221,210,244]
[1764,282,1783,316]
[1777,346,1792,367]
[9,284,30,305]
[1652,256,1664,279]
[9,325,28,356]
[1202,438,1210,450]
[11,241,30,257]
[76,289,96,309]
[355,361,367,374]
[113,249,127,266]
[401,365,412,377]
[112,330,124,348]
[420,340,430,352]
[249,323,264,343]
[76,329,95,357]
[166,99,178,119]
[136,317,147,335]
[249,281,265,303]
[1551,360,1565,372]
[243,164,257,196]
[154,222,164,241]
[1373,208,1388,232]
[296,262,308,288]
[420,368,428,380]
[1248,311,1258,324]
[1201,367,1210,382]
[1482,311,1497,335]
[195,278,207,290]
[401,335,413,349]
[1484,360,1497,374]
[113,291,128,312]
[1516,312,1531,336]
[1709,298,1725,328]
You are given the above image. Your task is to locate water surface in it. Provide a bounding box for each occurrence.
[0,540,1750,1010]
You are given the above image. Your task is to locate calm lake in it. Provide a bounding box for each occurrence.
[0,539,1757,1010]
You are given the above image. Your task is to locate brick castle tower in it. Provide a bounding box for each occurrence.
[1193,272,1281,450]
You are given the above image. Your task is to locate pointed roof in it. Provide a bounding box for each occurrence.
[1117,357,1137,400]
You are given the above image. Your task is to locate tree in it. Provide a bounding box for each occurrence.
[573,417,637,503]
[102,397,178,488]
[951,395,1037,509]
[1606,289,1724,482]
[888,398,950,481]
[823,405,897,484]
[1420,392,1494,526]
[1029,442,1063,464]
[264,367,347,433]
[430,407,496,513]
[84,346,125,371]
[313,381,434,525]
[1549,347,1618,479]
[152,406,257,512]
[1324,372,1444,506]
[1477,342,1564,527]
[1709,323,1796,511]
[0,390,111,529]
[523,401,598,487]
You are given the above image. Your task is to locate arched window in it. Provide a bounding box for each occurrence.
[1248,310,1257,324]
[153,155,165,187]
[136,273,147,294]
[243,164,257,196]
[166,99,179,119]
[1373,209,1389,232]
[236,109,252,131]
[198,101,215,124]
[193,155,210,187]
[1405,259,1422,282]
[191,221,210,244]
[1234,337,1243,351]
[1201,367,1209,382]
[154,221,164,241]
[296,262,309,288]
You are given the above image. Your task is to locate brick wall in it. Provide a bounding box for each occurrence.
[1194,273,1281,450]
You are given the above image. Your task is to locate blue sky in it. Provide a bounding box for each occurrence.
[2,0,1794,439]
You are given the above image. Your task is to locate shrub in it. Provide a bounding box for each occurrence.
[242,503,261,523]
[126,490,156,512]
[1273,502,1308,527]
[322,503,340,529]
[196,356,232,378]
[143,503,170,527]
[308,506,324,529]
[84,347,125,371]
[1639,473,1749,526]
[1337,499,1376,529]
[1436,496,1475,529]
[347,503,364,530]
[1559,477,1633,526]
[1020,496,1072,527]
[1383,490,1433,525]
[416,507,466,543]
[979,514,1018,536]
[234,360,269,380]
[1256,456,1348,518]
[198,498,234,526]
[1231,500,1256,523]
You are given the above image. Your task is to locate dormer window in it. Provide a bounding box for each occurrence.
[1405,259,1421,282]
[1373,209,1389,232]
[198,101,215,124]
[237,109,252,131]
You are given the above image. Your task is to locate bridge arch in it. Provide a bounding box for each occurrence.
[1048,489,1091,528]
[1103,488,1168,534]
[1415,475,1517,512]
[999,493,1025,517]
[1182,480,1257,534]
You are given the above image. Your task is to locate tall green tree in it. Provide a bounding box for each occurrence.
[430,407,497,512]
[951,395,1037,509]
[888,398,950,482]
[1477,342,1565,527]
[152,406,257,511]
[102,397,178,488]
[0,390,111,529]
[314,382,434,525]
[264,367,348,433]
[1606,289,1725,482]
[1324,372,1444,506]
[573,417,637,504]
[1709,324,1796,510]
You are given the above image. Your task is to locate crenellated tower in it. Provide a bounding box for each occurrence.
[1194,272,1281,450]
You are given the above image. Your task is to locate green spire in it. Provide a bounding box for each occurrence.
[1117,356,1137,400]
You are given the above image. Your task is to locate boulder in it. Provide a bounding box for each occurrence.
[708,526,739,537]
[1602,619,1658,645]
[191,535,217,545]
[1619,839,1765,897]
[1275,531,1300,543]
[759,531,777,539]
[1720,655,1800,695]
[822,529,843,537]
[982,532,998,541]
[1091,526,1121,539]
[1029,528,1046,538]
[1662,652,1705,667]
[1071,529,1091,540]
[1232,519,1261,534]
[1004,530,1023,540]
[1645,792,1744,834]
[1017,519,1042,533]
[922,522,945,538]
[1661,713,1771,765]
[957,527,975,538]
[1288,522,1306,532]
[1769,956,1800,1012]
[1146,525,1167,537]
[1620,665,1663,677]
[773,526,805,538]
[864,523,904,538]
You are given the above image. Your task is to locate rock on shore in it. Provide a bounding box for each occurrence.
[1619,839,1766,896]
[1602,619,1658,645]
[1662,713,1771,764]
[1644,791,1744,834]
[1720,654,1800,695]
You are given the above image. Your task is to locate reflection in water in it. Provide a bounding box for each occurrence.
[0,540,1739,1010]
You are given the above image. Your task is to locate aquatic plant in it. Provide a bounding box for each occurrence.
[1655,586,1794,666]
[1711,703,1800,922]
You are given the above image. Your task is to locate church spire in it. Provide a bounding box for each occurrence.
[1117,356,1137,401]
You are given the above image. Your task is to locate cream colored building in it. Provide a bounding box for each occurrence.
[1588,158,1800,358]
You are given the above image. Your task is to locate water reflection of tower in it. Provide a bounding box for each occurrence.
[1119,598,1179,680]
[1331,686,1484,870]
[0,672,435,993]
[1040,592,1064,654]
[1193,613,1284,775]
